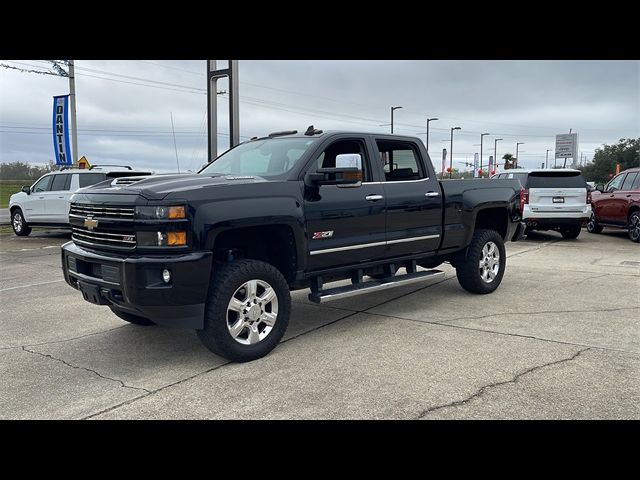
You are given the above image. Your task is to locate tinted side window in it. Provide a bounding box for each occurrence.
[32,175,52,192]
[50,174,70,191]
[621,172,638,191]
[376,140,425,181]
[528,172,587,189]
[79,173,107,188]
[308,139,371,182]
[633,173,640,190]
[606,173,626,192]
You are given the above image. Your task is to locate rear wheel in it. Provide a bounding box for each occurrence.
[587,213,603,234]
[560,225,581,239]
[11,208,31,236]
[109,307,155,326]
[197,259,291,362]
[455,229,506,294]
[628,211,640,243]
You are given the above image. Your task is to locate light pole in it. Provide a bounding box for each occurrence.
[449,126,461,179]
[515,142,524,169]
[426,117,438,154]
[390,106,402,134]
[494,138,503,169]
[480,132,490,175]
[546,149,552,169]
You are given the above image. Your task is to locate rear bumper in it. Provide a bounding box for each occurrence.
[523,205,591,229]
[61,241,212,329]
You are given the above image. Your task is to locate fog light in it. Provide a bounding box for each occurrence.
[162,269,171,284]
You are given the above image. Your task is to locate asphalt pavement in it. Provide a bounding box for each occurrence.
[0,228,638,419]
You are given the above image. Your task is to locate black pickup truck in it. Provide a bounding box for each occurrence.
[61,129,525,362]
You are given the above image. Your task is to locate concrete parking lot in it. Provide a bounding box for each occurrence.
[1,227,638,419]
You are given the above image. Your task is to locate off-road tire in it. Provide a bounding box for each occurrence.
[197,259,291,362]
[455,229,506,294]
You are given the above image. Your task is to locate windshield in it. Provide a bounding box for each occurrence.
[199,137,317,177]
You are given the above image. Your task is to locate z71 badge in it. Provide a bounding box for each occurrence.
[312,231,334,240]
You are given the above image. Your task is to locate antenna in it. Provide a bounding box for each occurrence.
[170,112,180,173]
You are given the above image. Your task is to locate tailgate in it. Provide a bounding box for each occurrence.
[529,187,586,212]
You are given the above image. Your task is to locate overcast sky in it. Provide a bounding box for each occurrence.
[1,60,638,173]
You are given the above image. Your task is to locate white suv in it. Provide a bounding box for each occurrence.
[492,169,592,239]
[9,165,152,236]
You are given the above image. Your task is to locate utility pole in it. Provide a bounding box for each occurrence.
[546,149,551,169]
[515,142,524,169]
[426,117,438,154]
[480,133,490,174]
[390,106,402,134]
[207,60,240,162]
[449,126,461,179]
[68,60,79,166]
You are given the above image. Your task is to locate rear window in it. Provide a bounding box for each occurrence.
[527,171,586,189]
[78,173,107,188]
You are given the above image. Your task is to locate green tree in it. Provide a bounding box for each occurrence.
[580,138,639,183]
[0,160,56,181]
[502,153,515,170]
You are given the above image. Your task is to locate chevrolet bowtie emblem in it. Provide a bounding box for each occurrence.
[84,217,98,230]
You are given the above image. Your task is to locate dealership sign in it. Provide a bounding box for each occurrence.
[52,95,72,165]
[555,133,578,159]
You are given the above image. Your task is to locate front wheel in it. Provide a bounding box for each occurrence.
[560,225,581,239]
[455,229,506,294]
[197,259,291,362]
[587,213,603,234]
[11,208,31,236]
[629,211,640,243]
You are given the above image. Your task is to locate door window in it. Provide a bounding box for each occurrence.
[308,139,370,182]
[376,140,426,181]
[606,174,626,192]
[32,175,52,192]
[50,174,71,191]
[621,172,638,191]
[633,173,640,190]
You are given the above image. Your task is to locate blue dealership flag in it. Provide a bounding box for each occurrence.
[52,95,72,165]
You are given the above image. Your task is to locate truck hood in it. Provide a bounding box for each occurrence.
[79,173,268,201]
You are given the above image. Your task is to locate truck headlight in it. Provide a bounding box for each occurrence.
[135,205,186,219]
[137,231,187,247]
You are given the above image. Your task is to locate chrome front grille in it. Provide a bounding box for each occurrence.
[72,226,136,249]
[69,203,135,219]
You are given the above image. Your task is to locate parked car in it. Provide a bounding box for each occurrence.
[9,165,152,236]
[491,169,591,239]
[61,129,525,362]
[588,167,640,243]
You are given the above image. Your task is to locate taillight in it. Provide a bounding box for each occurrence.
[519,186,529,213]
[587,190,592,204]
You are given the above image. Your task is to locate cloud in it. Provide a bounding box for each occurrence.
[1,60,638,172]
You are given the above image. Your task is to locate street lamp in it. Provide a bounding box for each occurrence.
[449,126,461,178]
[494,138,503,170]
[546,149,552,169]
[390,106,403,134]
[515,142,524,169]
[480,133,490,175]
[426,117,438,154]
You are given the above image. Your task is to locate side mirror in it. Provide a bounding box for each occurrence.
[21,185,30,195]
[595,183,604,193]
[309,153,363,188]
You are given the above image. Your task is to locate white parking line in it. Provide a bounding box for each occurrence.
[0,280,65,292]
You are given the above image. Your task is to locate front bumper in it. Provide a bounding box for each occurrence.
[61,241,212,329]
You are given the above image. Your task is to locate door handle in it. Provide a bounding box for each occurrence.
[609,194,615,197]
[39,196,45,199]
[365,194,384,202]
[425,191,440,197]
[58,196,64,199]
[626,194,632,197]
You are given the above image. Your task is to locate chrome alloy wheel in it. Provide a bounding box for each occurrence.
[478,241,500,283]
[13,212,23,233]
[587,214,597,232]
[226,279,278,345]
